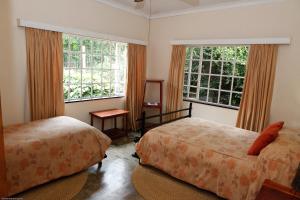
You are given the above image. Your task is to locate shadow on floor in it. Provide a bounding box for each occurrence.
[73,133,143,200]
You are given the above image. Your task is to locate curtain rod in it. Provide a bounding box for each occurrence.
[170,38,291,45]
[18,19,148,46]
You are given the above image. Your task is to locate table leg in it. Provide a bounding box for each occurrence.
[91,115,94,126]
[114,117,117,129]
[102,119,104,132]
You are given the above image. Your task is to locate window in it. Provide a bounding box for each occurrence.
[63,34,127,102]
[183,46,249,109]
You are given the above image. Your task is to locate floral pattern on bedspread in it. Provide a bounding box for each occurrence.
[4,116,111,196]
[136,118,300,200]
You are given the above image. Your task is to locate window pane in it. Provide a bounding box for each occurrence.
[102,56,111,69]
[208,90,218,103]
[93,40,102,53]
[223,62,233,75]
[102,83,111,97]
[221,77,232,90]
[102,42,111,55]
[191,60,199,73]
[82,39,92,52]
[223,47,235,61]
[199,89,207,101]
[200,75,209,87]
[111,70,121,83]
[82,69,92,84]
[233,78,244,92]
[82,85,92,99]
[93,70,101,83]
[185,59,190,72]
[189,93,196,98]
[69,53,80,68]
[192,48,201,59]
[236,46,248,62]
[189,87,197,93]
[212,47,222,60]
[184,73,189,85]
[70,37,80,51]
[203,47,212,60]
[117,83,125,95]
[190,74,198,86]
[63,36,69,50]
[63,69,69,84]
[92,84,102,97]
[231,93,242,107]
[219,91,230,105]
[102,70,112,83]
[63,53,69,67]
[63,85,69,100]
[211,61,221,74]
[209,76,220,89]
[235,62,246,77]
[201,61,210,73]
[183,86,188,97]
[69,69,81,84]
[69,85,81,99]
[110,42,116,55]
[93,55,103,68]
[186,48,192,59]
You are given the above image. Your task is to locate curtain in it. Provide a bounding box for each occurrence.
[166,45,186,119]
[125,44,146,131]
[0,96,9,197]
[236,44,278,132]
[25,28,64,121]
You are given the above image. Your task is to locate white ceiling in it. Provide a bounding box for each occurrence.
[96,0,282,19]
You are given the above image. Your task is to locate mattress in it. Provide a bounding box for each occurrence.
[136,118,300,200]
[4,116,111,196]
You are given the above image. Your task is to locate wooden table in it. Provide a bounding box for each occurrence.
[90,109,129,140]
[256,179,300,200]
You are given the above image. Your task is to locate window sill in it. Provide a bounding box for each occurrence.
[65,96,125,104]
[183,98,239,111]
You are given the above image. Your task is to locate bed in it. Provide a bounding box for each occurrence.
[136,117,300,200]
[3,116,111,196]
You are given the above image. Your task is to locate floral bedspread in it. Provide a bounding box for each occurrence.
[4,116,111,196]
[136,118,300,200]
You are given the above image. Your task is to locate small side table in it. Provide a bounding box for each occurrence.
[90,109,129,140]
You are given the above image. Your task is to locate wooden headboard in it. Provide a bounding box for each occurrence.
[0,96,8,197]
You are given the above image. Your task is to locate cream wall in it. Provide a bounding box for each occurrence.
[148,0,300,127]
[1,0,299,128]
[0,0,149,126]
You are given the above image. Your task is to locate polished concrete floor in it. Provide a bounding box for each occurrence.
[73,135,143,200]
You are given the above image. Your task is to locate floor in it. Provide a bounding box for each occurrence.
[73,134,143,200]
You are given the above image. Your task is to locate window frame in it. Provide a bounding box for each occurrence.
[183,45,249,110]
[63,34,127,103]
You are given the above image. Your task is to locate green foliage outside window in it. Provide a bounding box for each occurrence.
[63,34,127,102]
[184,46,249,108]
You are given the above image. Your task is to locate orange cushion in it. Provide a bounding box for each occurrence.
[247,121,284,155]
[268,121,284,130]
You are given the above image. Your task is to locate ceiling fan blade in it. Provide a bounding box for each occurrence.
[180,0,200,6]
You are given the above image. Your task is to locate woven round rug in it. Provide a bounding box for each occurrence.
[16,171,88,200]
[132,165,221,200]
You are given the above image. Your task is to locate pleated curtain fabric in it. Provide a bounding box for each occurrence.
[166,45,186,119]
[0,96,9,198]
[236,44,278,132]
[25,28,65,121]
[125,44,146,131]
